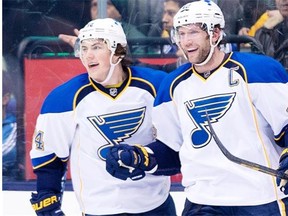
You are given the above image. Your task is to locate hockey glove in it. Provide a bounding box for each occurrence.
[277,148,288,194]
[106,144,157,181]
[30,192,65,216]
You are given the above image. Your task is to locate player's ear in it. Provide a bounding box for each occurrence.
[112,55,124,64]
[212,28,222,44]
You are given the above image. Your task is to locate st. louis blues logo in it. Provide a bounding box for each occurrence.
[185,93,236,148]
[87,107,146,160]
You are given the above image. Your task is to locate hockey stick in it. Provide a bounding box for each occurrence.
[205,113,288,180]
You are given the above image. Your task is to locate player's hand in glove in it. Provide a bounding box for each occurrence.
[277,148,288,194]
[30,192,65,216]
[106,144,157,181]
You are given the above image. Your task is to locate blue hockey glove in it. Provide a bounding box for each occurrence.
[30,192,65,216]
[106,144,157,181]
[277,148,288,194]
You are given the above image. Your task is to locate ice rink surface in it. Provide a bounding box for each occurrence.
[2,191,186,216]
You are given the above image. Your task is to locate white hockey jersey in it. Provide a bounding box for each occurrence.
[30,66,171,215]
[153,52,288,206]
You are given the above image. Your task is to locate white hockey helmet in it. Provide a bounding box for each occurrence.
[172,0,225,66]
[173,0,225,36]
[75,18,127,57]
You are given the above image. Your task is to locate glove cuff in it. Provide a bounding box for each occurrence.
[280,148,288,162]
[135,145,157,172]
[30,192,62,215]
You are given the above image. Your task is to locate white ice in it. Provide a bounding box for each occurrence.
[2,191,186,216]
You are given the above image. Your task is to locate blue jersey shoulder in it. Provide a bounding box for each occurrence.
[130,66,167,96]
[154,63,192,106]
[130,66,166,85]
[41,73,90,114]
[231,52,288,83]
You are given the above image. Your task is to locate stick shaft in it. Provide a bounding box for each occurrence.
[206,115,288,180]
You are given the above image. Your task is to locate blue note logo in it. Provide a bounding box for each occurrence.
[185,93,235,148]
[87,107,146,160]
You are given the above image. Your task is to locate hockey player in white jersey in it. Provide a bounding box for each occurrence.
[29,18,178,215]
[105,0,288,215]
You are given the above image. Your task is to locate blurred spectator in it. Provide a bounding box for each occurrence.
[90,0,122,20]
[255,0,288,71]
[2,58,17,180]
[216,0,244,35]
[129,0,165,37]
[239,10,280,37]
[59,0,146,48]
[153,0,192,71]
[161,0,192,39]
[90,0,146,38]
[161,0,191,55]
[238,0,276,36]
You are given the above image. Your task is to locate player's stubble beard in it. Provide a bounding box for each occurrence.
[186,36,211,65]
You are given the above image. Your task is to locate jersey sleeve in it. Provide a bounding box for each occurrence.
[130,66,167,93]
[30,110,76,167]
[30,91,76,193]
[240,54,288,146]
[30,75,87,167]
[148,140,181,175]
[30,74,89,192]
[152,63,192,152]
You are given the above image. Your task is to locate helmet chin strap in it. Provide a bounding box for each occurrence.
[194,36,216,66]
[195,32,223,66]
[95,53,122,86]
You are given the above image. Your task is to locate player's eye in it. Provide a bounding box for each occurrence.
[81,47,88,52]
[92,45,102,50]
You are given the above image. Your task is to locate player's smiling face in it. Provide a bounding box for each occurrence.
[80,38,112,82]
[177,24,210,64]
